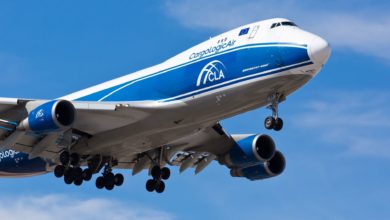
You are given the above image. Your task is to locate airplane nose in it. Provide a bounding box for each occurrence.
[309,35,331,66]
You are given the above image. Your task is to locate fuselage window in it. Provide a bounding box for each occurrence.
[281,21,297,27]
[271,21,297,29]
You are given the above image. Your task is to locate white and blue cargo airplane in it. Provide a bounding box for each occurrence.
[0,18,330,193]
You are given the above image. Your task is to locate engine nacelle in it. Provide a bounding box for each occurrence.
[230,151,286,180]
[221,134,276,168]
[20,100,76,133]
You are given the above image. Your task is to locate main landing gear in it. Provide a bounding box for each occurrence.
[143,148,171,193]
[264,93,284,131]
[53,151,93,186]
[146,165,171,193]
[54,151,124,190]
[95,165,124,191]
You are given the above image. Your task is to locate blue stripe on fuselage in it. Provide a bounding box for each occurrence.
[75,43,311,102]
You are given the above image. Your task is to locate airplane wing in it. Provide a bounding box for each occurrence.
[0,97,237,173]
[0,97,285,192]
[0,97,278,182]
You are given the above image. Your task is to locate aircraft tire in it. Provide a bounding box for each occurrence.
[151,166,161,179]
[64,174,74,185]
[146,179,156,192]
[82,169,93,181]
[96,176,105,189]
[105,183,114,190]
[74,177,83,186]
[155,181,165,193]
[104,172,115,190]
[54,165,65,178]
[264,117,276,130]
[60,151,70,165]
[70,153,80,166]
[161,167,171,180]
[73,167,83,179]
[114,173,124,186]
[273,118,283,131]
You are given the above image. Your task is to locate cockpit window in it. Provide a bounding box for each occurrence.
[281,21,297,26]
[270,21,297,29]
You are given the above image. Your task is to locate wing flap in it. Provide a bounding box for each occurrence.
[161,123,235,175]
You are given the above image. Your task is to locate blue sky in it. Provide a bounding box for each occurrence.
[0,0,389,219]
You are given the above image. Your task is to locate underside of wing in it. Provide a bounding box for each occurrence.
[128,123,236,175]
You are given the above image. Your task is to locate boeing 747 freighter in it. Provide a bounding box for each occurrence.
[0,18,330,193]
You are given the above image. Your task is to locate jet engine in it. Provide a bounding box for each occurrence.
[19,100,76,133]
[221,134,276,168]
[230,151,286,180]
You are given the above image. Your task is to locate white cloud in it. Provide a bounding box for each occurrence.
[292,90,390,158]
[0,194,174,220]
[164,0,390,61]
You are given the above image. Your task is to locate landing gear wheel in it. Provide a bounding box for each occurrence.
[82,169,93,181]
[70,153,80,166]
[146,179,156,192]
[114,173,124,186]
[96,176,105,189]
[151,166,161,179]
[273,118,284,131]
[64,173,74,185]
[60,151,70,165]
[105,183,114,190]
[161,167,171,180]
[264,116,276,130]
[155,181,165,193]
[74,177,83,186]
[104,173,115,190]
[73,167,83,179]
[54,165,65,178]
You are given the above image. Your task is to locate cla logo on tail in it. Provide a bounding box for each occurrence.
[196,60,226,87]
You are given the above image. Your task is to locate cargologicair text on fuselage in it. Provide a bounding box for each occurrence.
[189,38,236,60]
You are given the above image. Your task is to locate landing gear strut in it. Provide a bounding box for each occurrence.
[264,93,284,131]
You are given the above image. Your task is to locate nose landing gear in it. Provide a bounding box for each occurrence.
[264,93,284,131]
